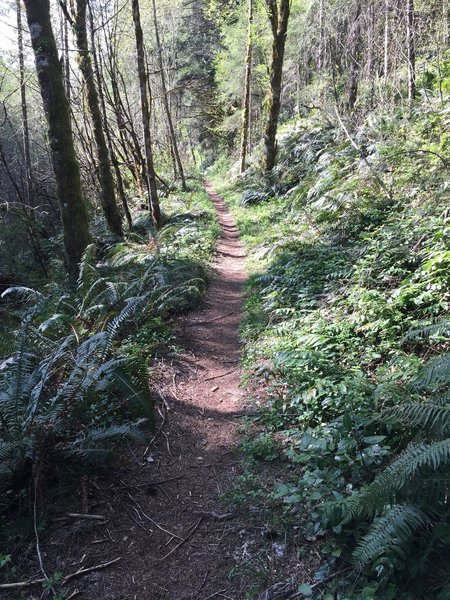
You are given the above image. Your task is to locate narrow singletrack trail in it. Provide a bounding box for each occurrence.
[46,181,257,600]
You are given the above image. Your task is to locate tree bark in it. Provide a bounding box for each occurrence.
[88,3,132,229]
[62,7,71,101]
[151,0,186,191]
[16,0,33,210]
[406,0,416,102]
[66,0,123,237]
[346,1,362,111]
[263,0,290,172]
[383,0,389,85]
[23,0,91,282]
[132,0,161,228]
[239,0,253,174]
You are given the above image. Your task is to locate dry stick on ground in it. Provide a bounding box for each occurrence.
[204,369,237,382]
[119,474,184,489]
[0,557,122,590]
[65,513,106,521]
[191,311,236,325]
[190,568,210,598]
[192,510,235,521]
[202,588,233,600]
[157,517,203,562]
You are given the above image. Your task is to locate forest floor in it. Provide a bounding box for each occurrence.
[16,181,289,600]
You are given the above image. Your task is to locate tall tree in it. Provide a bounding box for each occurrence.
[61,0,123,237]
[151,0,187,191]
[132,0,161,228]
[263,0,291,172]
[406,0,416,102]
[23,0,91,281]
[16,0,32,210]
[383,0,390,85]
[346,1,362,111]
[88,4,132,229]
[239,0,253,174]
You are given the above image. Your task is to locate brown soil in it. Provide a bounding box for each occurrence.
[10,181,272,600]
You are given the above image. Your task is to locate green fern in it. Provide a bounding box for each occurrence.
[383,402,450,434]
[343,439,450,522]
[353,504,429,569]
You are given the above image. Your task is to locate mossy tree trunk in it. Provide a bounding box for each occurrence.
[88,4,132,229]
[16,0,33,211]
[62,0,123,237]
[23,0,91,282]
[151,0,187,191]
[263,0,290,172]
[132,0,161,228]
[346,1,362,111]
[239,0,253,174]
[406,0,416,102]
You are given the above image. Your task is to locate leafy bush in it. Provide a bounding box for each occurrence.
[213,98,450,597]
[0,186,218,543]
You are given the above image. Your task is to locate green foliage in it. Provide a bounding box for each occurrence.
[213,95,450,597]
[0,186,218,545]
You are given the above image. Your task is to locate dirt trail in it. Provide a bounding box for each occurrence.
[43,181,255,600]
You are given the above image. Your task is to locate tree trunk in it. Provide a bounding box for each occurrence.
[88,4,132,229]
[239,0,253,174]
[68,0,123,237]
[383,0,389,85]
[406,0,416,102]
[132,0,161,228]
[23,0,91,282]
[347,1,362,111]
[16,0,33,210]
[151,0,187,191]
[63,8,71,101]
[263,0,290,172]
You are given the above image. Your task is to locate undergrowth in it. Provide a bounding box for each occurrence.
[211,95,450,598]
[0,182,219,579]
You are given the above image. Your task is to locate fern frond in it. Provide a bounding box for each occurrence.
[343,439,450,521]
[1,286,43,303]
[413,354,450,389]
[353,504,429,569]
[77,243,97,293]
[67,423,145,460]
[402,319,450,344]
[383,402,450,435]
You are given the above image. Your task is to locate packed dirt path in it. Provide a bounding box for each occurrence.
[41,181,258,600]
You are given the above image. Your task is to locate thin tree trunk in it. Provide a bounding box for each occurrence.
[16,0,33,210]
[239,0,253,173]
[132,0,161,228]
[63,8,71,101]
[264,0,291,172]
[151,0,187,191]
[347,1,362,111]
[384,0,389,85]
[406,0,416,102]
[88,4,132,229]
[444,0,449,46]
[64,0,123,237]
[318,0,324,70]
[23,0,91,282]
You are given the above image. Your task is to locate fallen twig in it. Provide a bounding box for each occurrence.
[119,474,184,489]
[0,557,122,590]
[65,513,106,521]
[190,568,210,598]
[157,517,203,562]
[191,311,235,325]
[202,588,232,600]
[62,556,122,584]
[204,369,237,382]
[192,510,235,521]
